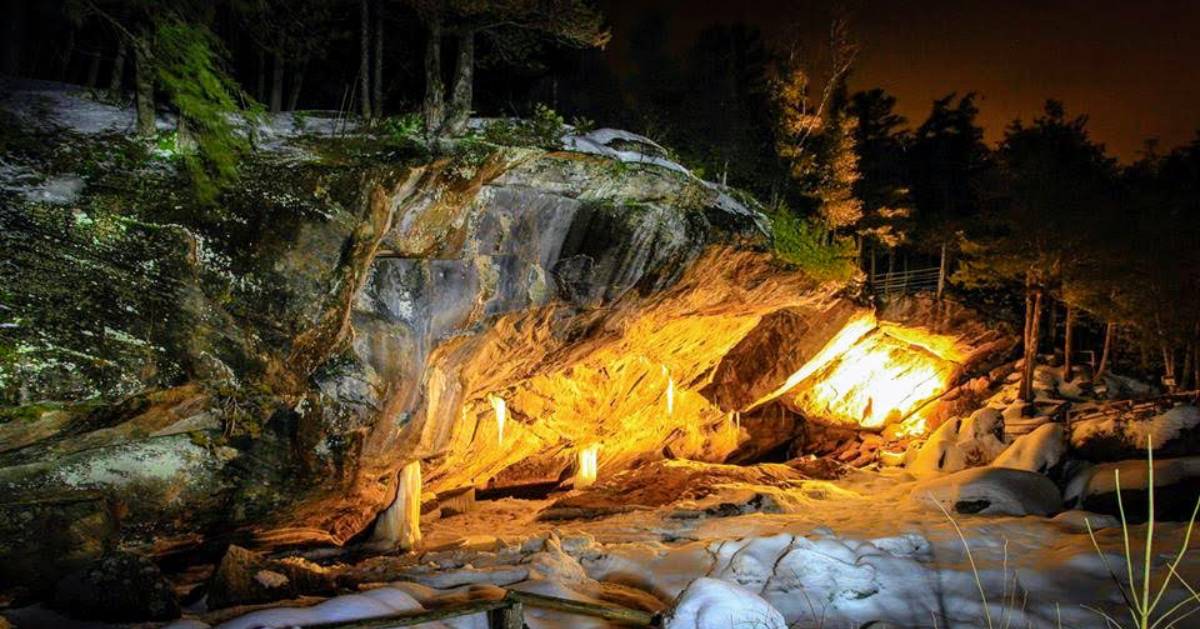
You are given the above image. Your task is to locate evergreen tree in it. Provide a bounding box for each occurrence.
[956,101,1115,401]
[81,0,259,200]
[814,94,864,233]
[848,88,913,261]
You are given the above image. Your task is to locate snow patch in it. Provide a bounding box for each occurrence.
[664,577,786,629]
[561,127,767,231]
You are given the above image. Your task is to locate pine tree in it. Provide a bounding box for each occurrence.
[848,88,913,256]
[956,101,1115,401]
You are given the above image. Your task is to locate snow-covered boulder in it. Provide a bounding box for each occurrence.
[956,407,1008,463]
[914,467,1062,516]
[1064,456,1200,521]
[908,419,969,477]
[992,423,1065,474]
[664,577,786,629]
[1071,404,1200,457]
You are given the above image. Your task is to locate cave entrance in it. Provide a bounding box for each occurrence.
[424,305,973,513]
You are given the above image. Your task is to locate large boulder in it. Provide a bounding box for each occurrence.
[914,467,1062,516]
[206,545,337,609]
[52,551,179,622]
[992,423,1066,474]
[1064,456,1200,522]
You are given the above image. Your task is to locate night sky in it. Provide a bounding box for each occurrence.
[603,0,1200,161]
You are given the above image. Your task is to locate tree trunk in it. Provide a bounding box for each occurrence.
[869,242,877,287]
[359,0,372,119]
[1096,321,1115,382]
[2,0,27,76]
[1182,341,1195,392]
[108,36,127,95]
[175,115,196,154]
[1019,275,1043,403]
[287,59,306,112]
[422,17,444,136]
[84,50,102,88]
[59,28,76,81]
[936,241,947,301]
[270,51,284,113]
[1063,304,1075,382]
[372,0,383,118]
[442,29,475,136]
[255,50,266,102]
[1162,345,1177,392]
[133,38,155,137]
[1047,301,1057,348]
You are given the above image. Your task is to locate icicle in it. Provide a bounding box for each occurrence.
[662,365,675,416]
[371,460,422,551]
[575,444,599,489]
[489,394,506,445]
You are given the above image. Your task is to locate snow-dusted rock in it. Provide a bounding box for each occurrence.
[561,127,767,230]
[908,419,968,477]
[664,577,786,629]
[956,407,1008,463]
[914,467,1062,516]
[992,422,1065,474]
[1064,456,1200,520]
[1071,404,1200,452]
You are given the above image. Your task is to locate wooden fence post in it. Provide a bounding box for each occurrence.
[489,594,524,628]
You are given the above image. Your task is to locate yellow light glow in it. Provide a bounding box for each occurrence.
[489,395,506,445]
[576,444,599,488]
[751,310,962,433]
[750,311,879,409]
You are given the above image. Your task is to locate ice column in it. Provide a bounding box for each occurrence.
[371,460,423,551]
[489,395,507,445]
[575,445,599,488]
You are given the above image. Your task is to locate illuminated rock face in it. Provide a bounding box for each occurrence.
[754,312,965,433]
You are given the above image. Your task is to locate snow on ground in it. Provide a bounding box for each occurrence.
[0,79,155,135]
[0,79,356,162]
[0,157,85,204]
[194,463,1199,629]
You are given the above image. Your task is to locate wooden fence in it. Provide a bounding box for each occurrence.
[867,266,942,297]
[312,590,660,628]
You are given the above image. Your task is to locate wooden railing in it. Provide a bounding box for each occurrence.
[868,266,942,297]
[312,590,660,628]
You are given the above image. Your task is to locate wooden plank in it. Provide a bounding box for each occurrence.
[509,591,657,626]
[306,597,510,628]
